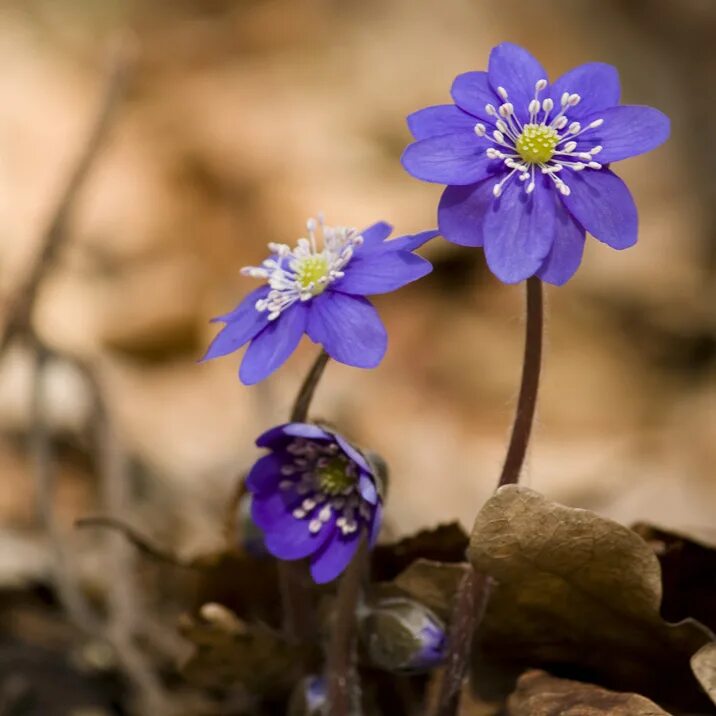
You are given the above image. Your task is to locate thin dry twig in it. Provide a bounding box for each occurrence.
[76,515,206,571]
[0,36,134,352]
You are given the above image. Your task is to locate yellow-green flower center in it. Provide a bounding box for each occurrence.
[516,123,559,164]
[296,255,329,295]
[318,457,354,495]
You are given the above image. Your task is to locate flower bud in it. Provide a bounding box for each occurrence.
[359,596,446,673]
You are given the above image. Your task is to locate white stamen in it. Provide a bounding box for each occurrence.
[535,79,548,92]
[474,123,486,137]
[309,519,322,534]
[497,86,509,100]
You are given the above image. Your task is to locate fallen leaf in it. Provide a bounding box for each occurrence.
[507,670,671,715]
[632,523,716,632]
[179,602,306,693]
[691,642,716,706]
[468,486,714,711]
[371,523,469,582]
[392,558,467,621]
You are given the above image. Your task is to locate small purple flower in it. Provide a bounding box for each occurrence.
[402,42,670,285]
[246,422,382,584]
[203,215,435,384]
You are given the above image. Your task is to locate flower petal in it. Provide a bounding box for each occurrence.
[578,105,670,163]
[245,452,286,494]
[401,133,493,185]
[334,433,372,475]
[256,422,331,449]
[202,285,270,361]
[358,471,378,505]
[306,293,387,369]
[239,302,308,384]
[309,528,361,584]
[332,251,431,295]
[253,491,334,560]
[359,221,393,249]
[536,201,586,285]
[450,71,500,122]
[488,43,548,122]
[483,177,556,283]
[438,178,496,247]
[548,62,620,118]
[561,168,638,249]
[407,104,478,140]
[380,229,438,253]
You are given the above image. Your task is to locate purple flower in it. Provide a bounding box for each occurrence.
[246,422,382,584]
[402,42,670,285]
[203,216,435,384]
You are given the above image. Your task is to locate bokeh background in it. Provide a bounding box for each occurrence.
[0,0,714,713]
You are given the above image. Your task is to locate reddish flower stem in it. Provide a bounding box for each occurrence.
[432,276,543,716]
[279,349,330,643]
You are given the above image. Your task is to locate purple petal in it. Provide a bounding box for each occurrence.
[359,221,393,249]
[369,502,383,546]
[239,302,308,384]
[380,229,438,253]
[438,178,496,247]
[488,43,548,122]
[548,62,620,118]
[333,251,431,295]
[483,177,556,284]
[245,452,286,494]
[309,528,361,584]
[202,285,270,361]
[253,490,334,560]
[334,433,372,474]
[358,471,378,505]
[407,105,478,140]
[536,201,586,286]
[401,133,493,185]
[562,168,637,249]
[451,71,500,122]
[306,293,387,369]
[577,105,670,163]
[256,422,331,449]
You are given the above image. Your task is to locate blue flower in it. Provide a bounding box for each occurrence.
[402,42,670,285]
[246,423,382,584]
[203,216,435,384]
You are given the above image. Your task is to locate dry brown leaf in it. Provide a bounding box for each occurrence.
[179,602,305,693]
[392,558,467,621]
[507,670,671,715]
[691,642,716,706]
[468,486,714,711]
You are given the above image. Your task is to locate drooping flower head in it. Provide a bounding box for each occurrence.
[402,42,670,285]
[246,423,383,584]
[203,216,436,384]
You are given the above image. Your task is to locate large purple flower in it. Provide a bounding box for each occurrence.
[402,42,670,285]
[246,423,382,584]
[203,216,435,384]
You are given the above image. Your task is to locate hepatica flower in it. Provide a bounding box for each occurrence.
[402,42,670,284]
[204,216,435,384]
[246,423,382,584]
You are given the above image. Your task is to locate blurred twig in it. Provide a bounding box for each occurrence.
[0,36,134,352]
[76,515,205,571]
[29,347,99,631]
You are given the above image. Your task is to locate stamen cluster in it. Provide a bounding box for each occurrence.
[241,216,363,320]
[474,80,604,197]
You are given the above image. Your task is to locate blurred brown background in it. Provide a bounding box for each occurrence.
[0,0,714,712]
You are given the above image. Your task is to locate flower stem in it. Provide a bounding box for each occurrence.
[432,277,543,716]
[280,349,331,643]
[291,349,330,422]
[326,538,367,715]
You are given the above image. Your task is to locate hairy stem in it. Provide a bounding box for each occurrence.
[433,277,544,716]
[279,349,331,643]
[290,349,330,422]
[326,539,367,715]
